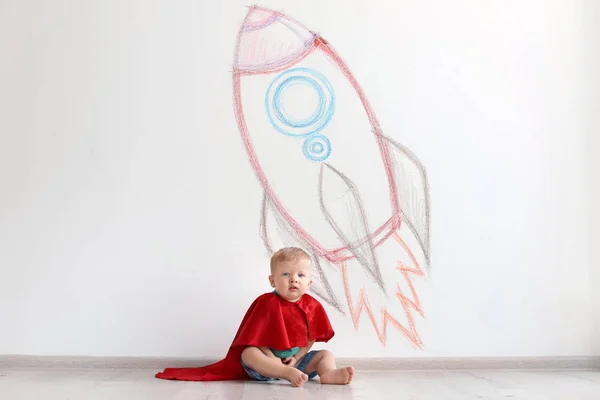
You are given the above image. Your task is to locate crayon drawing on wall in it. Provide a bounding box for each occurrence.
[232,5,431,349]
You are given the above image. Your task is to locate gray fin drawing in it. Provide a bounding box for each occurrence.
[259,190,345,314]
[306,254,345,315]
[318,163,385,293]
[384,136,431,269]
[259,191,274,255]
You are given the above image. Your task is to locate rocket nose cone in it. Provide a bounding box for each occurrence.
[242,6,281,31]
[234,6,316,73]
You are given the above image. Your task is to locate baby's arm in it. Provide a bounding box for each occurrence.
[294,340,315,362]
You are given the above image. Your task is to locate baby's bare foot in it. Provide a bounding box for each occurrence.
[284,368,308,387]
[320,366,355,385]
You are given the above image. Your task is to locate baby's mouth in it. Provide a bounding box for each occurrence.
[289,286,298,291]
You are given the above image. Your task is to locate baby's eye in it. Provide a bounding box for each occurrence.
[299,274,305,277]
[282,272,290,276]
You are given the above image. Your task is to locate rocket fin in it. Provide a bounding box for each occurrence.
[318,164,385,293]
[383,136,431,270]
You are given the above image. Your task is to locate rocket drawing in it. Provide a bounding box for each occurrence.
[232,5,431,348]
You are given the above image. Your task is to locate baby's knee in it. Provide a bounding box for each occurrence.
[318,349,334,359]
[241,346,260,362]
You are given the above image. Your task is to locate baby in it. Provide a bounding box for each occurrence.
[240,247,355,387]
[155,247,354,387]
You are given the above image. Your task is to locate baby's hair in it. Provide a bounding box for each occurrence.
[270,247,311,273]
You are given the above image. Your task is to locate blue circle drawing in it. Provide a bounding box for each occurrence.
[273,77,325,128]
[311,142,324,153]
[303,135,331,161]
[265,68,335,138]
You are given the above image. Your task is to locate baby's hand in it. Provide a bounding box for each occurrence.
[281,356,297,366]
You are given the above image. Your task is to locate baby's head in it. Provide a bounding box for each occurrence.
[269,247,313,302]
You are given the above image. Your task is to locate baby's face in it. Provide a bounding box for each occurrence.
[269,258,312,302]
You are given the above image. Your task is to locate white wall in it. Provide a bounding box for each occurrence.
[585,0,600,356]
[0,0,593,358]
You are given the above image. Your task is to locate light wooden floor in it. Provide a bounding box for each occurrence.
[1,368,599,399]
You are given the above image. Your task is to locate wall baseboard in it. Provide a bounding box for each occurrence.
[1,355,598,371]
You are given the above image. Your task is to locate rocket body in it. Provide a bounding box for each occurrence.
[233,6,403,264]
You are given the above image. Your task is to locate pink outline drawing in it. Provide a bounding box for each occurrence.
[232,5,431,349]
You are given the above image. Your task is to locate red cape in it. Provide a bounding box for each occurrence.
[155,292,335,381]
